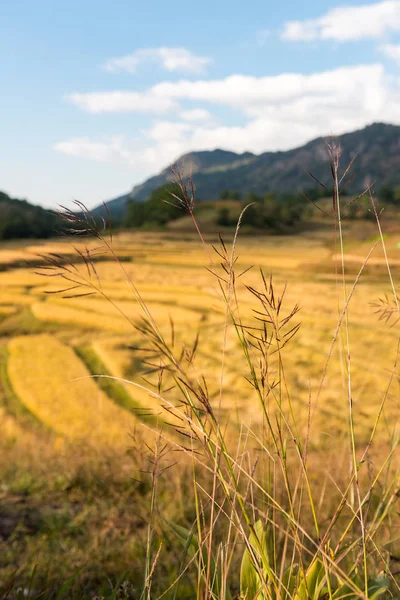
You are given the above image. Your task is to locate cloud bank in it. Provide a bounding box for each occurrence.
[56,63,400,180]
[67,64,392,119]
[282,0,400,42]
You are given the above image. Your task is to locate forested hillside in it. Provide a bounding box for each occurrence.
[0,191,60,239]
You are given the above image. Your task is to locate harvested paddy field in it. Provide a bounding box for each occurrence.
[0,225,398,445]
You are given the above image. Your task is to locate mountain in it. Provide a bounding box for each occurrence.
[92,149,255,219]
[96,123,400,219]
[0,191,61,239]
[95,193,131,221]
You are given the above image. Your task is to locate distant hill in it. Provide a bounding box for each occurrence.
[94,123,400,219]
[92,149,255,220]
[0,191,60,239]
[95,193,131,221]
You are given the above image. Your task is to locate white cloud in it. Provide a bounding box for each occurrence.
[68,64,393,119]
[54,136,138,164]
[180,108,213,122]
[67,91,178,114]
[380,43,400,63]
[151,65,386,115]
[103,47,212,74]
[58,63,400,177]
[53,133,188,179]
[282,0,400,42]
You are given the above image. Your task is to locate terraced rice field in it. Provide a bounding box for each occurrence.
[8,335,138,445]
[0,224,400,453]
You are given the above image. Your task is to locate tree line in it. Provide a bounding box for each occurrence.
[124,183,313,231]
[0,191,61,239]
[123,184,328,231]
[123,181,398,232]
[1,181,396,240]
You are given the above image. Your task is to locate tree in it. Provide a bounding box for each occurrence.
[263,192,276,203]
[125,183,184,228]
[262,194,278,228]
[241,203,261,227]
[378,185,395,204]
[0,191,60,239]
[230,191,241,201]
[244,192,262,204]
[219,189,241,201]
[125,200,146,227]
[216,207,232,227]
[145,183,184,224]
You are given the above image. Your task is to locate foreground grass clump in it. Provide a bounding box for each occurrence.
[0,444,193,599]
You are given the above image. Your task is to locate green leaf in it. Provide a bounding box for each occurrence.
[166,520,232,600]
[240,520,273,599]
[281,564,299,600]
[54,571,80,600]
[331,580,358,600]
[332,572,390,600]
[294,559,324,600]
[166,520,199,561]
[368,574,391,600]
[240,539,263,599]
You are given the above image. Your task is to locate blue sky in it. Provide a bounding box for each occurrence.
[1,0,400,208]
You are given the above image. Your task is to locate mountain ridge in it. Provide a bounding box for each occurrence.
[96,122,400,218]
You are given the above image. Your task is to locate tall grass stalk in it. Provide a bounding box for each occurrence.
[330,143,368,597]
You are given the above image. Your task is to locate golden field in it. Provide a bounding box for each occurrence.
[1,219,400,596]
[0,223,399,447]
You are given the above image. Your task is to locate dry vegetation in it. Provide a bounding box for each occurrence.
[1,178,400,598]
